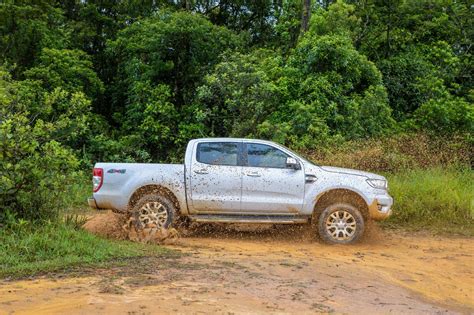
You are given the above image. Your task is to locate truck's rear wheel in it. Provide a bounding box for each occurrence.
[318,203,364,244]
[131,194,176,229]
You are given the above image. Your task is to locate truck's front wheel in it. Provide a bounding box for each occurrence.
[131,194,176,229]
[318,203,364,244]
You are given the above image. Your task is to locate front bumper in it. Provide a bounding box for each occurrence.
[88,197,98,209]
[368,194,393,220]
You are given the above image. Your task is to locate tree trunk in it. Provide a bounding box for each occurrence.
[385,0,392,58]
[301,0,311,33]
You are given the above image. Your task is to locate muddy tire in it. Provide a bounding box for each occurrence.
[130,193,177,229]
[318,203,364,245]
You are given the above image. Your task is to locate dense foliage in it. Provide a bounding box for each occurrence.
[0,0,472,222]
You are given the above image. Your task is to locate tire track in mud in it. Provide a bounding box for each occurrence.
[0,222,472,314]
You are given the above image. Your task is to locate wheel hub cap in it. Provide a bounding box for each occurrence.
[138,201,168,228]
[325,210,357,241]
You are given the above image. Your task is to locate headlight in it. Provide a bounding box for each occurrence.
[366,178,387,190]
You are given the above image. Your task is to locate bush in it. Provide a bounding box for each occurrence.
[0,68,85,223]
[414,95,474,135]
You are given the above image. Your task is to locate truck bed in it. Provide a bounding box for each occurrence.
[93,163,186,212]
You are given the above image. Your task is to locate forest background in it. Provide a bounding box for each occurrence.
[0,0,472,232]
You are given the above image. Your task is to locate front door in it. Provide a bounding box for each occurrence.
[189,141,242,213]
[240,143,305,214]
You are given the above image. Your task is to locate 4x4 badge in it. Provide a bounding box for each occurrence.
[107,169,126,174]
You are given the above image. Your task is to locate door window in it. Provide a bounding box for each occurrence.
[196,142,239,166]
[246,143,289,168]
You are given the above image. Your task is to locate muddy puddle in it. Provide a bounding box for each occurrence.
[0,212,473,314]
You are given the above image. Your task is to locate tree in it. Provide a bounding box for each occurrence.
[197,50,283,137]
[189,0,278,44]
[273,0,303,52]
[309,0,472,127]
[0,0,68,77]
[301,0,312,32]
[110,11,241,106]
[107,11,242,161]
[198,33,394,149]
[289,33,394,141]
[24,48,104,101]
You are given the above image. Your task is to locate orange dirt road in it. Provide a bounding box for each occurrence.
[0,227,473,314]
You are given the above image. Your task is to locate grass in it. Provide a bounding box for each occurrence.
[0,222,174,278]
[384,167,474,236]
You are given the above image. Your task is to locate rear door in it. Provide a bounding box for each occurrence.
[189,141,243,213]
[240,143,305,214]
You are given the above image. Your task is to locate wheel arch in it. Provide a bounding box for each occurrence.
[128,184,181,214]
[312,188,369,223]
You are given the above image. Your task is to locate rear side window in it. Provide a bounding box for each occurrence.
[246,143,289,168]
[196,142,239,166]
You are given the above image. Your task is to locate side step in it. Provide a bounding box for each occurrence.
[188,214,309,224]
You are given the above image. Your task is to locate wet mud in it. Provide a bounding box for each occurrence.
[82,210,179,244]
[1,217,473,314]
[82,211,129,240]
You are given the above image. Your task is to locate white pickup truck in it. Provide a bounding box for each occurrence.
[89,138,393,244]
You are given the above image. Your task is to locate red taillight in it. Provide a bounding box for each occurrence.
[93,168,103,192]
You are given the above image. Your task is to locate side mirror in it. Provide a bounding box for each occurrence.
[286,157,301,170]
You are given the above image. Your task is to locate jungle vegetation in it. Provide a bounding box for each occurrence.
[1,0,472,226]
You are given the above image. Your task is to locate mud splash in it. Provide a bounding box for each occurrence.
[82,211,128,240]
[82,210,179,244]
[181,218,384,244]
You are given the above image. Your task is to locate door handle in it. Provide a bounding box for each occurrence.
[194,169,209,174]
[245,171,261,177]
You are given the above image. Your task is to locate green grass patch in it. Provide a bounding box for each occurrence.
[0,222,173,278]
[384,167,473,236]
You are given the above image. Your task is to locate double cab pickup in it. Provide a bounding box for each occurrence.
[89,138,393,244]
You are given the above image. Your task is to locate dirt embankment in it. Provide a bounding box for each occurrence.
[1,213,473,314]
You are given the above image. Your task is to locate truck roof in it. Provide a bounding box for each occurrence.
[192,137,276,144]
